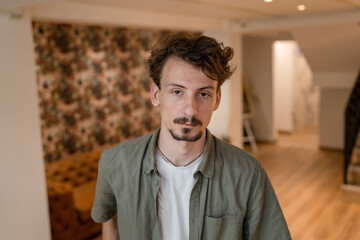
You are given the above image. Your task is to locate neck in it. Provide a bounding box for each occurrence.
[157,128,206,166]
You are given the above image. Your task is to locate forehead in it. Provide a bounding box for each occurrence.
[161,56,217,89]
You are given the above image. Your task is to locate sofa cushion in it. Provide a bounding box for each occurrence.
[46,149,103,186]
[73,180,97,222]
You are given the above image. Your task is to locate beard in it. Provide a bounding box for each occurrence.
[169,117,203,142]
[169,129,203,142]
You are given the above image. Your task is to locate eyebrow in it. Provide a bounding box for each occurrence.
[167,83,215,91]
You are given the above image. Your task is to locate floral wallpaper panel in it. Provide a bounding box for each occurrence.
[33,22,174,163]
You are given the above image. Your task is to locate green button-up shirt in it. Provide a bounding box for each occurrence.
[91,129,291,239]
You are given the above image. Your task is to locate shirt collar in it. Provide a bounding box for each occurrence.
[143,128,160,175]
[195,129,214,179]
[143,128,215,179]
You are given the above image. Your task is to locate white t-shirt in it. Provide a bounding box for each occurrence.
[156,151,203,240]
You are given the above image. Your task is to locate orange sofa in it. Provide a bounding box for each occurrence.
[46,149,104,240]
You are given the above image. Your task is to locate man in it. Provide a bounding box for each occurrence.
[91,34,291,240]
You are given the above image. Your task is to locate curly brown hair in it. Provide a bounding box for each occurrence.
[147,33,234,91]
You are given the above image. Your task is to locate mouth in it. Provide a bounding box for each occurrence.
[181,123,197,128]
[174,117,203,127]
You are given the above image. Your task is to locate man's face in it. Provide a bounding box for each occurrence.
[150,56,221,142]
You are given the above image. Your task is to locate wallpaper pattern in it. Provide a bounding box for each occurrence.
[33,22,168,163]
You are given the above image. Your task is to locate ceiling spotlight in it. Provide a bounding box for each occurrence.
[264,0,273,3]
[297,5,306,11]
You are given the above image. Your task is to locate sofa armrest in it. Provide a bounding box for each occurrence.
[47,179,73,196]
[47,180,81,236]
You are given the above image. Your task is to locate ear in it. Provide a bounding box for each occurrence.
[213,88,221,111]
[150,83,160,107]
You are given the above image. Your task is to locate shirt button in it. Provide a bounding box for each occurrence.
[154,179,159,185]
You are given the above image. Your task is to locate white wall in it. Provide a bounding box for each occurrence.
[228,31,244,147]
[273,41,318,133]
[273,41,295,133]
[293,47,318,129]
[0,13,51,240]
[243,36,276,142]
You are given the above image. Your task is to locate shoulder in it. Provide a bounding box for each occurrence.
[212,136,262,173]
[99,131,155,167]
[211,137,271,196]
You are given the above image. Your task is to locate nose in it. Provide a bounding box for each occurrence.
[184,95,198,117]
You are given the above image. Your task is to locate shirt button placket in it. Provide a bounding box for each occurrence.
[152,175,161,240]
[154,179,159,186]
[189,185,199,240]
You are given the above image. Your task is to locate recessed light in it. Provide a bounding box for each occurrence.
[297,5,306,11]
[264,0,273,3]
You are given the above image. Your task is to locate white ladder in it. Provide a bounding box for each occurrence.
[243,119,258,153]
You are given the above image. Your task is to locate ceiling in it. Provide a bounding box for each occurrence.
[1,0,360,23]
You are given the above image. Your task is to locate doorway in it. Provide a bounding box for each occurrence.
[273,40,319,148]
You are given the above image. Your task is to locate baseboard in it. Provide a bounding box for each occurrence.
[348,165,360,185]
[342,184,360,203]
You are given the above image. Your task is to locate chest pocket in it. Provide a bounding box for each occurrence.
[202,215,243,240]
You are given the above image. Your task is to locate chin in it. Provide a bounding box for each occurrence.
[169,129,203,142]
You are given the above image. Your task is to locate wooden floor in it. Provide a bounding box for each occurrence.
[247,128,360,240]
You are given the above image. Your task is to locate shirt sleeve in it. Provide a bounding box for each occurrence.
[243,161,292,240]
[91,150,117,223]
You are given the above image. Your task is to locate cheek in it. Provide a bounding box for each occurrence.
[199,105,215,121]
[201,100,217,113]
[162,98,181,111]
[204,111,214,123]
[159,102,177,120]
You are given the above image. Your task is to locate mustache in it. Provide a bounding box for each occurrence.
[173,117,203,126]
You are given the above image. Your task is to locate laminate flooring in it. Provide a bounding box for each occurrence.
[249,128,360,240]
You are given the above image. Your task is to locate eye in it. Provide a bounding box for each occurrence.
[172,90,182,95]
[199,92,210,98]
